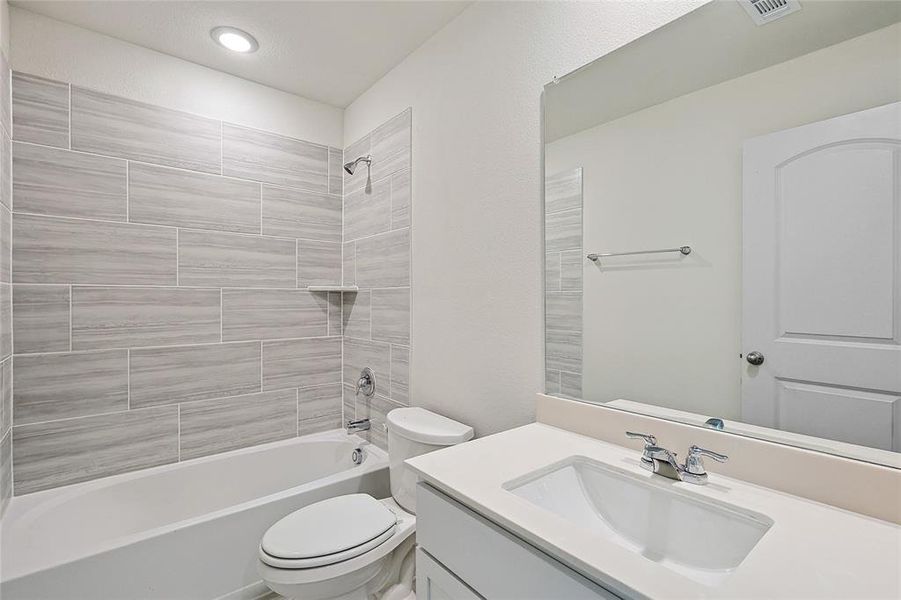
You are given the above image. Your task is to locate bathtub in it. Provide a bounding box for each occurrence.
[0,429,389,600]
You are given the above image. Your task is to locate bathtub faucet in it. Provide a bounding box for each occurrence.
[346,418,371,434]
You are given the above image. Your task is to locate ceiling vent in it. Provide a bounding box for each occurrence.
[740,0,801,26]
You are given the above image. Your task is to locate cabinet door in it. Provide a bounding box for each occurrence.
[417,483,620,599]
[417,547,484,600]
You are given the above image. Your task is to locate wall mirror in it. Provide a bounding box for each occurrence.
[542,0,901,467]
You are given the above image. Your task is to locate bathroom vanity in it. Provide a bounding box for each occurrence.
[408,423,900,599]
[515,2,901,595]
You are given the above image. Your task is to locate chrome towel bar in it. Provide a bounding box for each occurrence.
[586,245,691,261]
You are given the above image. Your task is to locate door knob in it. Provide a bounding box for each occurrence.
[746,351,765,366]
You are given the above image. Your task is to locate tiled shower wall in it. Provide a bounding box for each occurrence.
[1,54,11,516]
[341,110,412,449]
[4,70,352,497]
[545,168,582,398]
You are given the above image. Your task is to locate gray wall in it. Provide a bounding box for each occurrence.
[544,168,582,399]
[5,70,354,497]
[341,110,412,449]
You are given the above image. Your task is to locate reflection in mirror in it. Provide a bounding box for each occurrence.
[543,0,901,467]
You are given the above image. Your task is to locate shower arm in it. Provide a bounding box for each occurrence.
[343,155,372,175]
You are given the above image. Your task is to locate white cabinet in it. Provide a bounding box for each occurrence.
[417,547,484,600]
[415,483,620,599]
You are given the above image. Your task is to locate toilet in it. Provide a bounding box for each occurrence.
[258,407,474,600]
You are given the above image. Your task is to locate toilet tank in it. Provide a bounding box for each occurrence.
[386,407,473,513]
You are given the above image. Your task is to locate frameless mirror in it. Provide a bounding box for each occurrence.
[542,0,901,467]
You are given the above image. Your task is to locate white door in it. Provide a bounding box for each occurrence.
[742,102,901,451]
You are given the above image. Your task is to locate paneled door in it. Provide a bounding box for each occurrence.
[742,102,901,451]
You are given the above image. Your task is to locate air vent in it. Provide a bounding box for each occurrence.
[740,0,801,25]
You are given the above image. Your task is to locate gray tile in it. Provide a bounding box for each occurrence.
[343,337,390,395]
[328,292,342,337]
[0,283,9,358]
[560,371,582,398]
[545,168,582,215]
[343,242,355,286]
[222,123,327,192]
[71,86,220,173]
[178,229,295,288]
[344,177,390,242]
[13,214,177,285]
[129,342,261,408]
[545,252,560,292]
[262,185,341,243]
[343,134,371,194]
[545,208,581,253]
[546,293,581,332]
[129,162,260,233]
[179,389,297,461]
[342,383,356,422]
[72,286,220,350]
[297,240,341,287]
[370,109,411,183]
[12,405,178,494]
[262,336,341,390]
[545,369,561,395]
[355,228,410,288]
[390,345,410,405]
[0,129,10,211]
[355,394,404,449]
[298,383,342,435]
[546,329,581,373]
[12,72,69,148]
[1,430,11,516]
[328,147,342,196]
[13,350,128,425]
[560,250,583,291]
[13,284,70,354]
[13,142,127,221]
[0,202,9,282]
[222,289,327,342]
[342,290,370,340]
[0,54,10,139]
[391,169,411,230]
[371,288,410,345]
[1,358,10,436]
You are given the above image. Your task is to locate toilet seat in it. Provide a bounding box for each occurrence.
[258,497,416,600]
[260,494,398,569]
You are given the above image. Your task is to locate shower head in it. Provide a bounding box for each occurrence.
[343,155,372,175]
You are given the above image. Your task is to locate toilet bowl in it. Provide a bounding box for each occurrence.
[258,407,473,600]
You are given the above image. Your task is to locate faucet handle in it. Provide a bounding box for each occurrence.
[684,445,728,475]
[625,431,657,447]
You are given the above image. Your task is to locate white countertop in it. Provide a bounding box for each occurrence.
[407,423,901,599]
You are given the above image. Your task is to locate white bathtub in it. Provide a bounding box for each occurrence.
[0,430,389,600]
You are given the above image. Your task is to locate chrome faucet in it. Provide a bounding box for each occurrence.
[625,432,728,485]
[346,418,371,434]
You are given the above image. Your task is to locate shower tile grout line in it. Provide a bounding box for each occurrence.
[11,334,342,358]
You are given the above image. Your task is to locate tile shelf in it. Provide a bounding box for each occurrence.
[305,285,359,292]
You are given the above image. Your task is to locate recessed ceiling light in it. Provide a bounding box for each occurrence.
[210,26,259,53]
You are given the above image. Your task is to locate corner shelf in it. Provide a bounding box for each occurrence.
[305,285,359,292]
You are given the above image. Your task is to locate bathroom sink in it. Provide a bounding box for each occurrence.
[504,457,773,585]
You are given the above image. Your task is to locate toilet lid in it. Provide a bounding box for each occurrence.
[261,494,397,564]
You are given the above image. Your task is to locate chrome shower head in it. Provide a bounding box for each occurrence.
[343,155,372,175]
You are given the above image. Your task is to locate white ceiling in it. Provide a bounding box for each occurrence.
[545,0,901,142]
[10,0,471,108]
